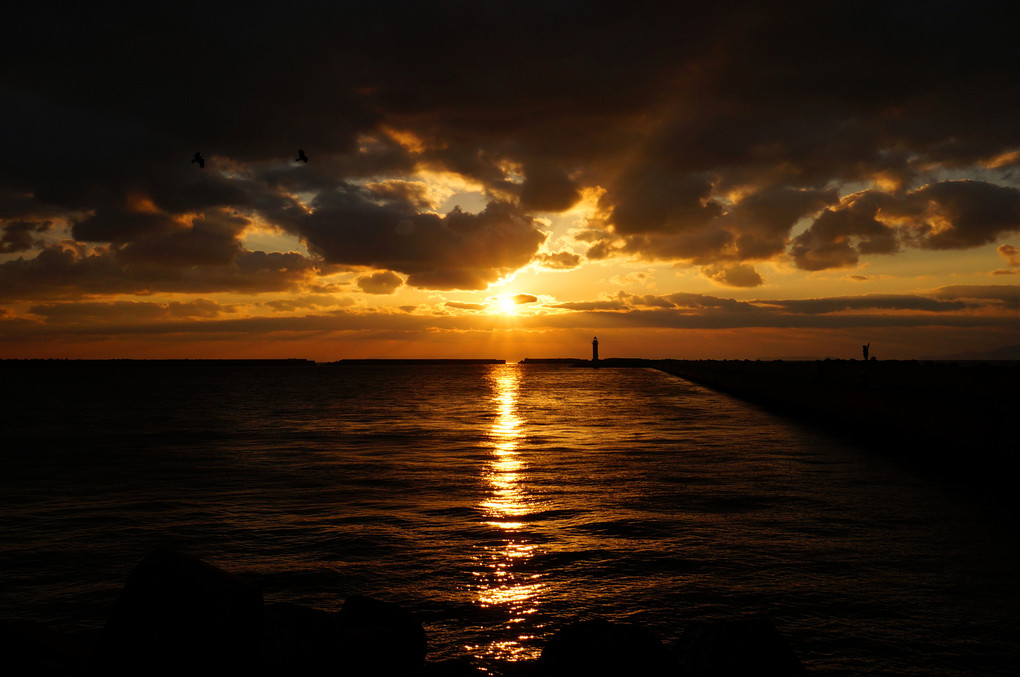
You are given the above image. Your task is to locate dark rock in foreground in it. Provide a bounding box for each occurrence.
[539,618,669,675]
[9,548,808,676]
[338,594,428,675]
[260,602,341,672]
[0,619,91,675]
[260,597,426,675]
[86,549,429,676]
[532,616,806,677]
[674,617,807,676]
[89,548,264,675]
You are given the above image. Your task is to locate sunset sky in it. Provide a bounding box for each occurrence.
[2,2,1019,361]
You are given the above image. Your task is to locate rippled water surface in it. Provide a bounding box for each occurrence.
[1,362,1017,674]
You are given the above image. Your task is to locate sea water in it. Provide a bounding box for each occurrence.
[1,362,1017,675]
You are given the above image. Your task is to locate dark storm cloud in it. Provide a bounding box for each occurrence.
[791,182,1020,270]
[725,187,840,260]
[584,240,619,261]
[909,182,1020,250]
[607,172,718,236]
[790,193,901,271]
[364,181,437,211]
[356,270,404,295]
[931,285,1020,310]
[28,299,231,323]
[118,210,249,267]
[294,191,546,290]
[0,243,324,301]
[2,0,1019,296]
[1,220,50,253]
[519,165,581,213]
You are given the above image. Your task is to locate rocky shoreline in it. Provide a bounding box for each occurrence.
[2,549,807,676]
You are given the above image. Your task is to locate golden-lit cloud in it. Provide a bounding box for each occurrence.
[532,251,581,270]
[984,150,1020,169]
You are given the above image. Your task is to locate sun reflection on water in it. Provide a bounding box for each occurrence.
[467,364,544,665]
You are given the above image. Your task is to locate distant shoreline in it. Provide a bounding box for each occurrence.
[0,358,319,367]
[0,358,506,366]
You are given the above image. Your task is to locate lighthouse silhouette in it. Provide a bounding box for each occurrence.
[592,336,599,362]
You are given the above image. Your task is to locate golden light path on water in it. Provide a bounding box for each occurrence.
[466,364,545,664]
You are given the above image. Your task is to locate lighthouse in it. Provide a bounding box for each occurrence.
[592,336,599,362]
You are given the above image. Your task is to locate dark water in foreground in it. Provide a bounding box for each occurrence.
[1,362,1017,674]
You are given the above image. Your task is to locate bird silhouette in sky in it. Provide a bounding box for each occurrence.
[191,152,205,168]
[296,149,308,163]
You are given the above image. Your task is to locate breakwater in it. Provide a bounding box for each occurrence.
[651,359,1016,481]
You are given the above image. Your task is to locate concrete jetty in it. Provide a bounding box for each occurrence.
[653,359,1016,481]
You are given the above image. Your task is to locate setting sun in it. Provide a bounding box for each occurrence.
[496,296,519,316]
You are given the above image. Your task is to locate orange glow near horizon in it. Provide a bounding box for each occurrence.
[3,322,1019,363]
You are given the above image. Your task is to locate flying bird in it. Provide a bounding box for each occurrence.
[296,149,308,163]
[191,152,205,168]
